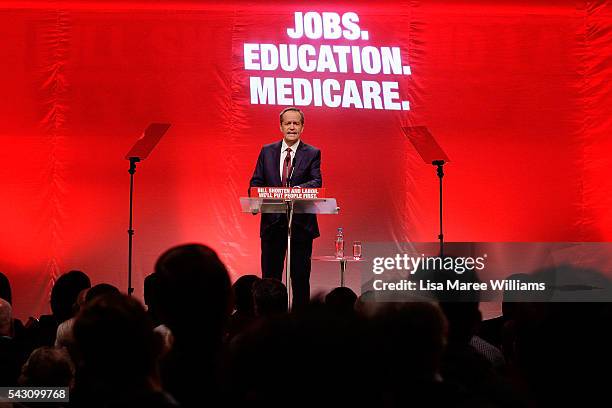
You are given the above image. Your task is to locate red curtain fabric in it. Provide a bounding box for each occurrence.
[1,1,610,319]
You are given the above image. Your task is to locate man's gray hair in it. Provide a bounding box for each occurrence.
[279,107,304,125]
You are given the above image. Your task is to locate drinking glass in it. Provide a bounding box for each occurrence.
[352,241,362,260]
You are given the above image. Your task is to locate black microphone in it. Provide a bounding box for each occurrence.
[288,164,296,187]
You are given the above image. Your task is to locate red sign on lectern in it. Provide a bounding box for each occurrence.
[250,187,325,199]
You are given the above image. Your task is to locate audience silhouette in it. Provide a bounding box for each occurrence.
[1,248,610,408]
[154,243,232,407]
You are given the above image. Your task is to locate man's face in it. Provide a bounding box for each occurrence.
[280,111,304,146]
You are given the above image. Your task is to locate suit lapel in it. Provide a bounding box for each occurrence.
[272,141,282,186]
[293,141,305,173]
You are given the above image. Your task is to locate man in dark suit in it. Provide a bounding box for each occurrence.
[249,107,322,308]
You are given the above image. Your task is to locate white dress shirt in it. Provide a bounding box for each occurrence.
[280,140,300,183]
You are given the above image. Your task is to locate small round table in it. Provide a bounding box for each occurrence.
[311,255,367,287]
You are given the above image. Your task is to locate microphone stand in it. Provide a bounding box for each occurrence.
[285,164,296,307]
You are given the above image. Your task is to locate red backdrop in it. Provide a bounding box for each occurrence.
[1,0,611,320]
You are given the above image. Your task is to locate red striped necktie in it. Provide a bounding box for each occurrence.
[281,148,292,187]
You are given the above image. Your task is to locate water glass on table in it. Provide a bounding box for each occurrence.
[352,241,362,260]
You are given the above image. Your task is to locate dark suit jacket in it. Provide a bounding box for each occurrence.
[249,140,322,240]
